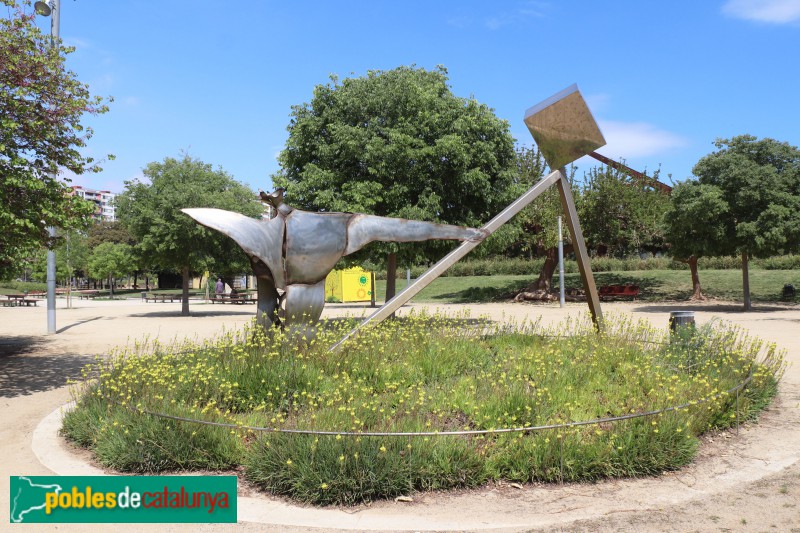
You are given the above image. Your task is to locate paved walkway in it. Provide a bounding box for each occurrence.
[1,297,799,531]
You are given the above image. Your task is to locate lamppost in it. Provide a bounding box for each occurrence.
[35,0,60,334]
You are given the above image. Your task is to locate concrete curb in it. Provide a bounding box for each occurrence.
[33,404,521,530]
[33,395,800,531]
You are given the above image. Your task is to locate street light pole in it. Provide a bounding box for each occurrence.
[36,0,60,334]
[558,216,565,308]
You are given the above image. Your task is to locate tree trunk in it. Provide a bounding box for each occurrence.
[385,252,397,319]
[742,251,751,311]
[686,256,706,300]
[522,245,571,292]
[181,264,190,316]
[133,271,138,290]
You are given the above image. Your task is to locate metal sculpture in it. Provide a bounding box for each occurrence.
[182,193,486,336]
[185,84,606,345]
[332,84,606,350]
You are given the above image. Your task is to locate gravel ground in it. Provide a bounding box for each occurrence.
[1,297,798,532]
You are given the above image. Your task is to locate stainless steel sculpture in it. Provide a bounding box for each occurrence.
[182,193,486,337]
[332,84,606,350]
[523,84,606,170]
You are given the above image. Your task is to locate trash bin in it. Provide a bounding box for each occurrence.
[669,311,695,332]
[783,284,796,299]
[141,291,147,301]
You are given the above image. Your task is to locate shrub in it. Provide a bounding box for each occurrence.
[0,280,47,292]
[364,254,799,279]
[64,313,784,505]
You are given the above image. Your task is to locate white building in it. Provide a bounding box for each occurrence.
[71,185,116,221]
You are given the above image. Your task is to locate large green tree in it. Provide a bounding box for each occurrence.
[88,242,134,298]
[87,220,135,249]
[580,165,671,258]
[115,155,261,315]
[0,0,111,279]
[663,182,729,300]
[87,220,151,288]
[272,65,517,299]
[690,135,800,310]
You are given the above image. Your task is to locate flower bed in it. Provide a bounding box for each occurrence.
[63,312,784,505]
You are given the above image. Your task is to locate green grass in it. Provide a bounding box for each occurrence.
[4,267,796,303]
[372,269,800,304]
[63,313,784,505]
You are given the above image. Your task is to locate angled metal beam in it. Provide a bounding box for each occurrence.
[556,168,603,330]
[330,169,563,351]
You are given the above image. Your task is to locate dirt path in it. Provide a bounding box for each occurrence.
[1,298,798,531]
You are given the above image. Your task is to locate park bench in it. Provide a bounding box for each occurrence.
[210,293,255,304]
[77,290,101,300]
[598,284,640,301]
[1,296,38,307]
[144,294,182,303]
[2,294,39,306]
[27,290,46,298]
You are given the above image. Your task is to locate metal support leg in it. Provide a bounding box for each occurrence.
[556,169,603,330]
[255,278,279,329]
[331,169,563,351]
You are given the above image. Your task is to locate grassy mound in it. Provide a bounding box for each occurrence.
[63,313,784,505]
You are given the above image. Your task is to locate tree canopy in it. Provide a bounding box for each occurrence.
[692,135,800,257]
[87,242,134,297]
[580,165,670,258]
[87,220,136,249]
[0,0,111,280]
[689,135,800,308]
[115,155,262,314]
[272,65,517,272]
[663,182,729,299]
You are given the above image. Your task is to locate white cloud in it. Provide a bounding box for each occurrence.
[584,93,611,114]
[596,120,687,159]
[722,0,800,24]
[447,2,548,30]
[483,1,548,30]
[63,37,91,50]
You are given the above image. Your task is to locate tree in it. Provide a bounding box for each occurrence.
[87,220,149,288]
[28,229,88,286]
[87,220,135,249]
[580,164,670,258]
[0,0,111,280]
[509,146,575,292]
[663,182,729,300]
[272,65,517,300]
[58,230,89,284]
[691,135,800,310]
[88,242,134,298]
[514,154,670,295]
[115,155,262,315]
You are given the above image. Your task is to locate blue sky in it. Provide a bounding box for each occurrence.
[27,0,800,194]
